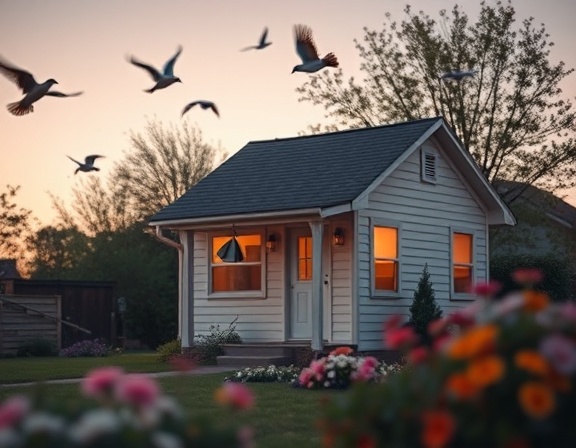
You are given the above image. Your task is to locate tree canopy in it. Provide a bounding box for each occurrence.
[0,185,33,262]
[296,1,576,199]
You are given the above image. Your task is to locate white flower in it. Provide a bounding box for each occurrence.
[155,396,184,420]
[22,412,65,435]
[152,431,184,448]
[326,362,335,370]
[69,409,120,443]
[324,381,331,388]
[327,371,336,379]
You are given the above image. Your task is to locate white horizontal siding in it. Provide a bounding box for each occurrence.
[357,143,489,351]
[192,229,285,343]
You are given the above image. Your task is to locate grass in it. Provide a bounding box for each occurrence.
[0,352,172,384]
[0,371,333,448]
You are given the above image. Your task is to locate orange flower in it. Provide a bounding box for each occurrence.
[329,346,354,356]
[522,291,549,312]
[448,325,499,359]
[466,355,505,388]
[421,410,455,448]
[515,350,550,376]
[445,372,479,400]
[518,381,555,419]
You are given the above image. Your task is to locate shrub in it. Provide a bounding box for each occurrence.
[408,264,442,346]
[490,253,574,301]
[16,338,58,357]
[157,339,182,362]
[194,319,242,365]
[225,365,301,383]
[59,338,109,357]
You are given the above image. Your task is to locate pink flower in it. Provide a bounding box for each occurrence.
[385,326,418,349]
[0,395,29,430]
[310,359,326,380]
[81,367,124,399]
[540,333,576,375]
[362,356,378,369]
[214,383,255,410]
[298,368,314,386]
[512,268,543,286]
[407,346,429,364]
[471,280,502,297]
[115,374,160,408]
[353,357,379,382]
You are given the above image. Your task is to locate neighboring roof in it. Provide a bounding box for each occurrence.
[149,117,515,226]
[495,180,576,229]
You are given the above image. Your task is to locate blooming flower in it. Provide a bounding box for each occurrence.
[445,373,479,400]
[471,280,502,297]
[512,268,544,286]
[82,367,124,399]
[214,383,255,410]
[68,409,120,443]
[448,324,498,359]
[385,326,418,349]
[466,355,505,388]
[540,333,576,375]
[329,346,354,356]
[420,410,455,448]
[115,374,160,408]
[518,381,555,419]
[0,395,29,430]
[515,350,550,376]
[523,291,549,312]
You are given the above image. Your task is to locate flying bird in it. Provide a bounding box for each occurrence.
[128,46,183,93]
[240,27,272,51]
[181,100,219,118]
[0,55,83,116]
[291,24,339,74]
[67,155,104,174]
[440,69,478,82]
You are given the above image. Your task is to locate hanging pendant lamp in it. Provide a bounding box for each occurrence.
[217,228,244,262]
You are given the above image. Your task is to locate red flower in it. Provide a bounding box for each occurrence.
[214,383,255,410]
[115,374,160,408]
[385,326,418,350]
[471,280,502,297]
[421,409,455,448]
[407,346,429,364]
[512,268,544,286]
[329,346,354,356]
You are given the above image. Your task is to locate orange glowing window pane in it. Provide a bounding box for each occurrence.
[453,233,472,264]
[298,236,312,281]
[374,227,397,259]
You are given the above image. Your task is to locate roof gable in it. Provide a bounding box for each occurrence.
[149,117,442,224]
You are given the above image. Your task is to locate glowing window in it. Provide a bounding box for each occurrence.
[211,234,262,293]
[298,236,313,281]
[374,226,398,292]
[453,232,473,293]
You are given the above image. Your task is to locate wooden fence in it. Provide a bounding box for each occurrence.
[0,295,62,355]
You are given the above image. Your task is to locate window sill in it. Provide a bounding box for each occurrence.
[371,291,403,300]
[207,292,265,300]
[450,293,476,301]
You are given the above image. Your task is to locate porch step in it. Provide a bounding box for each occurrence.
[216,355,293,368]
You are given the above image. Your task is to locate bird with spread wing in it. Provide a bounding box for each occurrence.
[67,155,104,175]
[181,100,219,118]
[240,27,272,51]
[0,55,83,116]
[291,24,338,74]
[128,46,183,93]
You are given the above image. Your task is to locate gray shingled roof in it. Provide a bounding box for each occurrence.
[149,117,442,224]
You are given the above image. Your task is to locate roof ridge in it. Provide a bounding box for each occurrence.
[247,116,443,146]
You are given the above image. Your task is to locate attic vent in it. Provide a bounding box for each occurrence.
[421,148,437,184]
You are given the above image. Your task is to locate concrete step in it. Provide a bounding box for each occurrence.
[216,355,294,368]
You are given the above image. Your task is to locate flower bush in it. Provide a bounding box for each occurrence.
[294,347,403,390]
[59,339,110,358]
[0,367,254,447]
[318,272,576,447]
[225,365,301,383]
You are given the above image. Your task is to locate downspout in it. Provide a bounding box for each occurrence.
[153,226,184,344]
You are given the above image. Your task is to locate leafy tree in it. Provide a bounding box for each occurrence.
[0,185,34,269]
[296,1,576,200]
[409,264,442,345]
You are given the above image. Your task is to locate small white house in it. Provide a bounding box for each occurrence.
[149,117,515,352]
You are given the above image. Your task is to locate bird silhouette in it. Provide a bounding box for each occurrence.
[128,46,183,93]
[240,27,272,51]
[182,100,219,118]
[0,55,83,116]
[67,155,104,174]
[291,24,338,74]
[440,70,477,82]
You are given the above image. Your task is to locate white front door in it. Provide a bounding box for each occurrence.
[289,228,313,339]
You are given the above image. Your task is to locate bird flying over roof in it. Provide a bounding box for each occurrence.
[181,100,219,118]
[67,154,104,175]
[292,24,338,74]
[240,27,272,51]
[128,46,183,93]
[0,54,83,116]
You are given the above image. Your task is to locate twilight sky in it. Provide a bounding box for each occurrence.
[1,0,575,227]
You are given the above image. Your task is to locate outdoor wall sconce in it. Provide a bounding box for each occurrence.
[333,227,345,247]
[266,234,278,253]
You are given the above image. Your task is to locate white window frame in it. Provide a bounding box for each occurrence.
[370,219,402,299]
[208,229,266,299]
[421,146,438,184]
[450,227,476,300]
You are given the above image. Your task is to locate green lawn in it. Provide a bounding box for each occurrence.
[0,352,172,384]
[0,371,333,448]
